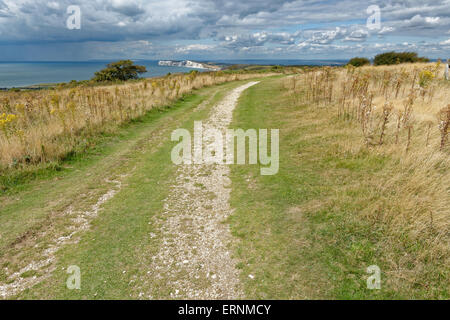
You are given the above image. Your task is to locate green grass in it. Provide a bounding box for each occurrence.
[228,77,447,299]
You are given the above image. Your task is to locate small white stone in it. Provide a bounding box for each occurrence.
[248,274,255,279]
[211,274,217,279]
[183,260,189,264]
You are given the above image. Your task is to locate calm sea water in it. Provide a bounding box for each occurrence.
[0,59,346,88]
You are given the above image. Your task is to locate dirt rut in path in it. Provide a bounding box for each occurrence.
[0,178,124,298]
[147,82,259,299]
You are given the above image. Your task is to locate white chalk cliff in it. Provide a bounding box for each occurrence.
[158,60,220,70]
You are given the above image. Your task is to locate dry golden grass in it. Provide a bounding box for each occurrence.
[0,71,277,170]
[284,62,449,295]
[288,61,449,153]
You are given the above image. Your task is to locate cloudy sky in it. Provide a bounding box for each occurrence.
[0,0,449,61]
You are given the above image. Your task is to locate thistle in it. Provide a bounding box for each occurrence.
[424,120,434,147]
[395,109,404,144]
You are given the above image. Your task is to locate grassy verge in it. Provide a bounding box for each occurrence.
[1,80,251,299]
[229,77,448,299]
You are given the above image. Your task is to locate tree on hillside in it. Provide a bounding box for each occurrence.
[348,57,371,67]
[92,60,147,82]
[374,52,429,66]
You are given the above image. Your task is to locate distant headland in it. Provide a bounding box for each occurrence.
[158,60,222,71]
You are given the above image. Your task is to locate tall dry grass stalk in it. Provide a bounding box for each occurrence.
[379,102,393,145]
[292,62,449,152]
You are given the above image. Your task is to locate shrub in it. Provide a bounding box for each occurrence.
[348,57,370,67]
[92,60,147,82]
[374,51,429,66]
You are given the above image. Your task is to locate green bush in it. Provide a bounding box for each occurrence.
[374,52,429,66]
[92,60,147,82]
[348,57,371,67]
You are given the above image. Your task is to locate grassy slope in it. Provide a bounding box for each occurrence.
[1,75,446,299]
[229,77,447,299]
[1,80,251,299]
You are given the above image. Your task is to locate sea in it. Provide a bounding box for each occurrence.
[0,59,347,88]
